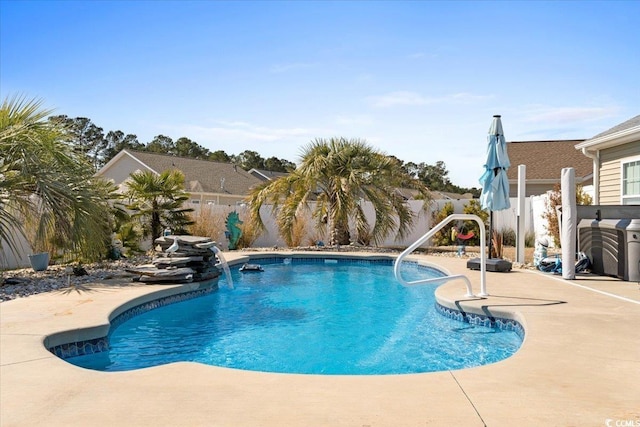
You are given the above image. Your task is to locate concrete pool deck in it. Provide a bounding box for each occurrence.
[1,251,639,426]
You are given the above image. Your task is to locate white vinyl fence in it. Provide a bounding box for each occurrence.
[194,196,552,249]
[2,196,553,270]
[0,232,31,271]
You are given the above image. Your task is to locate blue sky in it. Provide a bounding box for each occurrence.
[2,1,638,188]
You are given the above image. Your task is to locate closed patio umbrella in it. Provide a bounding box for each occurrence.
[480,115,511,259]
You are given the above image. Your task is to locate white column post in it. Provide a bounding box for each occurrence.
[561,168,576,280]
[516,165,526,263]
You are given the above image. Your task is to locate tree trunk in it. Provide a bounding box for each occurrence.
[327,194,350,246]
[151,201,162,242]
[330,221,351,246]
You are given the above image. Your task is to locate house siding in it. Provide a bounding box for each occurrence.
[598,141,640,205]
[99,154,151,187]
[97,150,263,201]
[187,192,248,206]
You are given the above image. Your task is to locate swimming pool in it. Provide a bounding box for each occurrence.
[64,257,523,375]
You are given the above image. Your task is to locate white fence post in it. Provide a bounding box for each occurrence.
[516,165,527,263]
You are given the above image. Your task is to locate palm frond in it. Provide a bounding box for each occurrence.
[1,95,114,260]
[247,137,428,246]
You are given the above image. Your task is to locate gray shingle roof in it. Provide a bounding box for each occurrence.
[590,115,640,139]
[505,140,592,181]
[126,150,263,195]
[248,168,289,182]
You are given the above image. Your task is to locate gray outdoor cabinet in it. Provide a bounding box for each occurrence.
[578,218,640,282]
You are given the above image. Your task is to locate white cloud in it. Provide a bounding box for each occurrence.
[159,120,334,161]
[368,91,430,107]
[368,91,493,108]
[269,62,317,73]
[448,92,494,103]
[334,114,373,126]
[214,120,254,128]
[521,106,618,124]
[505,105,623,141]
[183,121,319,142]
[355,73,375,83]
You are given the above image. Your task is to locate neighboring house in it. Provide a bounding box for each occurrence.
[248,168,289,182]
[505,140,592,197]
[575,115,640,205]
[429,191,474,201]
[97,150,264,206]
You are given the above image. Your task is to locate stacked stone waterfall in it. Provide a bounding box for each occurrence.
[126,235,222,283]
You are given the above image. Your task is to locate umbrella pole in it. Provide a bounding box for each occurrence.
[487,166,498,260]
[488,211,493,259]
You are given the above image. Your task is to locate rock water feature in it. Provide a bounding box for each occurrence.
[126,235,231,285]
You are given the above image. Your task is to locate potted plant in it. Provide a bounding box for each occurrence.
[24,218,51,272]
[28,251,50,272]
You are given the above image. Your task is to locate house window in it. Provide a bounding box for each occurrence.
[622,158,640,205]
[191,199,200,204]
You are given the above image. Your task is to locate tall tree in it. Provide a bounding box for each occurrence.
[404,161,451,191]
[404,160,480,197]
[49,115,106,171]
[123,169,194,242]
[146,135,174,154]
[264,156,296,172]
[233,150,264,170]
[0,96,113,261]
[248,137,431,246]
[208,150,231,163]
[174,137,210,159]
[102,130,143,164]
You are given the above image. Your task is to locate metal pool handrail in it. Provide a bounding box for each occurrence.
[393,214,487,297]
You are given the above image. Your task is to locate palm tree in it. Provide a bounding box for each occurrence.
[0,95,114,261]
[123,169,194,242]
[248,137,431,246]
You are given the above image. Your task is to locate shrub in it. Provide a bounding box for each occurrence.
[189,207,226,242]
[501,228,516,247]
[498,229,536,251]
[462,200,489,246]
[306,227,328,247]
[117,222,143,255]
[237,220,261,249]
[542,184,592,248]
[525,231,536,248]
[542,185,562,247]
[282,215,309,247]
[491,229,503,258]
[431,202,455,246]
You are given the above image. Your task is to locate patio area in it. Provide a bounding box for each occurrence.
[1,252,639,427]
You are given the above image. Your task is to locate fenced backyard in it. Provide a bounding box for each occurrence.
[2,196,552,270]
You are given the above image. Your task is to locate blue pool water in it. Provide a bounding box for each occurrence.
[66,258,522,374]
